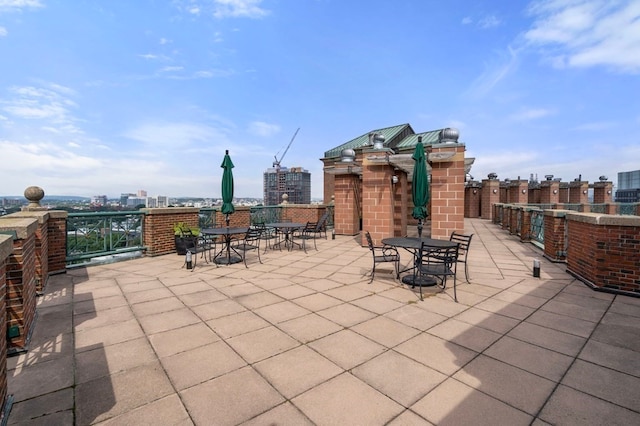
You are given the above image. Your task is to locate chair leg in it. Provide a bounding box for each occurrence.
[369,264,375,283]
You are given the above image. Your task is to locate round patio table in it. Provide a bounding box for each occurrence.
[266,222,305,251]
[201,227,247,264]
[382,237,457,287]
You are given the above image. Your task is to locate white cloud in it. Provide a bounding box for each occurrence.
[248,121,280,137]
[466,45,521,97]
[509,107,554,121]
[571,121,617,131]
[174,0,269,19]
[461,16,472,25]
[0,26,7,36]
[524,0,640,73]
[123,121,229,149]
[479,15,502,28]
[0,0,43,12]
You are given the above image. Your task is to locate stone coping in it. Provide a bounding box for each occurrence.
[0,217,38,239]
[0,234,13,261]
[9,210,66,223]
[566,212,640,226]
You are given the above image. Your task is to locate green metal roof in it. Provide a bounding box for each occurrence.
[323,123,412,159]
[323,125,457,159]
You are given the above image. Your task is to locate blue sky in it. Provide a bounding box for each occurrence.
[1,0,639,199]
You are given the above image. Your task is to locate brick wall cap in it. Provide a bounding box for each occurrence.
[47,210,69,219]
[430,142,465,149]
[544,209,569,217]
[141,207,201,215]
[0,217,38,238]
[523,206,542,212]
[566,212,640,226]
[0,234,13,260]
[8,210,51,224]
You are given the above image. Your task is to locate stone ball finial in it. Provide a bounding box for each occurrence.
[24,186,45,208]
[281,193,289,204]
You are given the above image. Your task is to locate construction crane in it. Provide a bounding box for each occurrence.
[273,127,300,171]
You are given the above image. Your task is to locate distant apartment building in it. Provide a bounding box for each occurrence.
[263,166,311,206]
[156,195,168,208]
[615,170,640,203]
[91,195,108,206]
[137,189,147,197]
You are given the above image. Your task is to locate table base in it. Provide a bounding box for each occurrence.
[402,275,437,287]
[215,256,243,265]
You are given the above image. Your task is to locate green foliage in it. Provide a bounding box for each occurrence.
[173,222,200,236]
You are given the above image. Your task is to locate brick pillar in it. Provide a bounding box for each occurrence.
[593,181,613,204]
[464,182,481,218]
[9,211,53,293]
[0,217,38,353]
[559,182,570,203]
[520,208,534,242]
[509,180,529,204]
[543,210,568,262]
[361,156,395,246]
[0,236,12,419]
[47,211,68,275]
[481,179,500,220]
[528,187,540,204]
[393,171,409,237]
[428,144,466,239]
[569,180,589,204]
[333,174,361,236]
[540,180,560,205]
[142,207,200,256]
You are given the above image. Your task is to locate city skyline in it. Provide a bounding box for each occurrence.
[1,0,639,199]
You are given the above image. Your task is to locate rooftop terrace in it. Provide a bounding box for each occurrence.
[7,218,640,425]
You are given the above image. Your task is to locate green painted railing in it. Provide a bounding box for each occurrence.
[66,211,145,266]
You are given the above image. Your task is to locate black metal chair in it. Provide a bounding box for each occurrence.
[231,228,263,267]
[298,221,324,251]
[365,231,400,284]
[254,223,280,253]
[415,242,460,301]
[450,232,473,282]
[316,210,330,239]
[182,234,217,270]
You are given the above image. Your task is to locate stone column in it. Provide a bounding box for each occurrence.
[509,179,529,204]
[569,179,589,204]
[464,182,481,218]
[428,143,466,239]
[593,181,613,204]
[360,155,396,246]
[540,179,560,205]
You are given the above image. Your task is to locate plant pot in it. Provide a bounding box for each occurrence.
[175,235,198,255]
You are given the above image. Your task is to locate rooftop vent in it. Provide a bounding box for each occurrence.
[439,128,459,143]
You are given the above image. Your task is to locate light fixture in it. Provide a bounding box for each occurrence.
[522,189,527,194]
[583,190,588,194]
[391,175,399,185]
[607,190,612,194]
[472,189,477,194]
[553,189,558,194]
[493,189,498,194]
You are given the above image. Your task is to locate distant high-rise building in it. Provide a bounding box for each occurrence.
[157,195,168,208]
[263,166,311,206]
[126,197,146,207]
[91,195,108,206]
[137,189,147,197]
[616,170,640,202]
[145,197,157,208]
[120,193,135,206]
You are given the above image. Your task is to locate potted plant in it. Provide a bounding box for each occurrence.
[173,222,200,255]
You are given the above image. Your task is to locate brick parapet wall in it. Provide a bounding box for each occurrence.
[569,181,589,204]
[333,175,361,236]
[0,236,11,419]
[464,185,481,218]
[566,213,640,295]
[543,210,568,262]
[592,182,613,204]
[142,208,200,256]
[47,212,68,275]
[0,217,38,352]
[361,159,395,246]
[481,179,500,220]
[520,208,533,242]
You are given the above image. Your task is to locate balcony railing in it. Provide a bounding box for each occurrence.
[530,209,544,247]
[66,211,145,266]
[250,205,283,225]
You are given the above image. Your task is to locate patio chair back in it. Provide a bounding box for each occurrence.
[450,231,473,282]
[365,231,400,284]
[417,242,460,301]
[232,228,263,268]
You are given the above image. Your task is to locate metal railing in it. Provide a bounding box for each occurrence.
[618,203,640,215]
[530,209,544,247]
[250,206,283,225]
[199,208,218,229]
[66,211,145,266]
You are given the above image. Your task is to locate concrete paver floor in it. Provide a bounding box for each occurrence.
[7,218,640,425]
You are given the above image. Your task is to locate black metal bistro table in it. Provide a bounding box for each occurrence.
[266,222,305,251]
[201,227,247,265]
[382,237,458,287]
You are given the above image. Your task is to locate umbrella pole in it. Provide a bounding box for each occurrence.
[225,214,230,227]
[418,219,423,238]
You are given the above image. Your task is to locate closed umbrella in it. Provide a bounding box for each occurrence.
[411,136,430,238]
[221,149,235,226]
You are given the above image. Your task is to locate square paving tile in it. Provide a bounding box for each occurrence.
[226,326,300,364]
[484,336,573,381]
[352,351,447,406]
[178,288,228,307]
[384,304,447,331]
[192,298,246,321]
[148,322,220,358]
[508,322,586,357]
[161,340,247,390]
[351,316,421,348]
[137,308,202,335]
[291,293,344,311]
[309,329,385,370]
[350,294,406,315]
[233,291,284,309]
[253,300,311,324]
[427,318,502,352]
[411,378,533,425]
[254,345,342,399]
[292,373,404,425]
[453,307,520,334]
[240,402,315,426]
[395,333,477,376]
[525,309,597,338]
[578,339,640,376]
[539,384,640,425]
[277,313,343,343]
[317,303,377,327]
[270,284,316,299]
[453,355,555,415]
[324,285,373,302]
[180,366,285,425]
[75,319,145,352]
[207,310,270,339]
[130,296,185,317]
[93,394,191,426]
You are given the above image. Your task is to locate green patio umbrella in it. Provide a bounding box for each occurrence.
[221,149,235,226]
[411,136,430,238]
